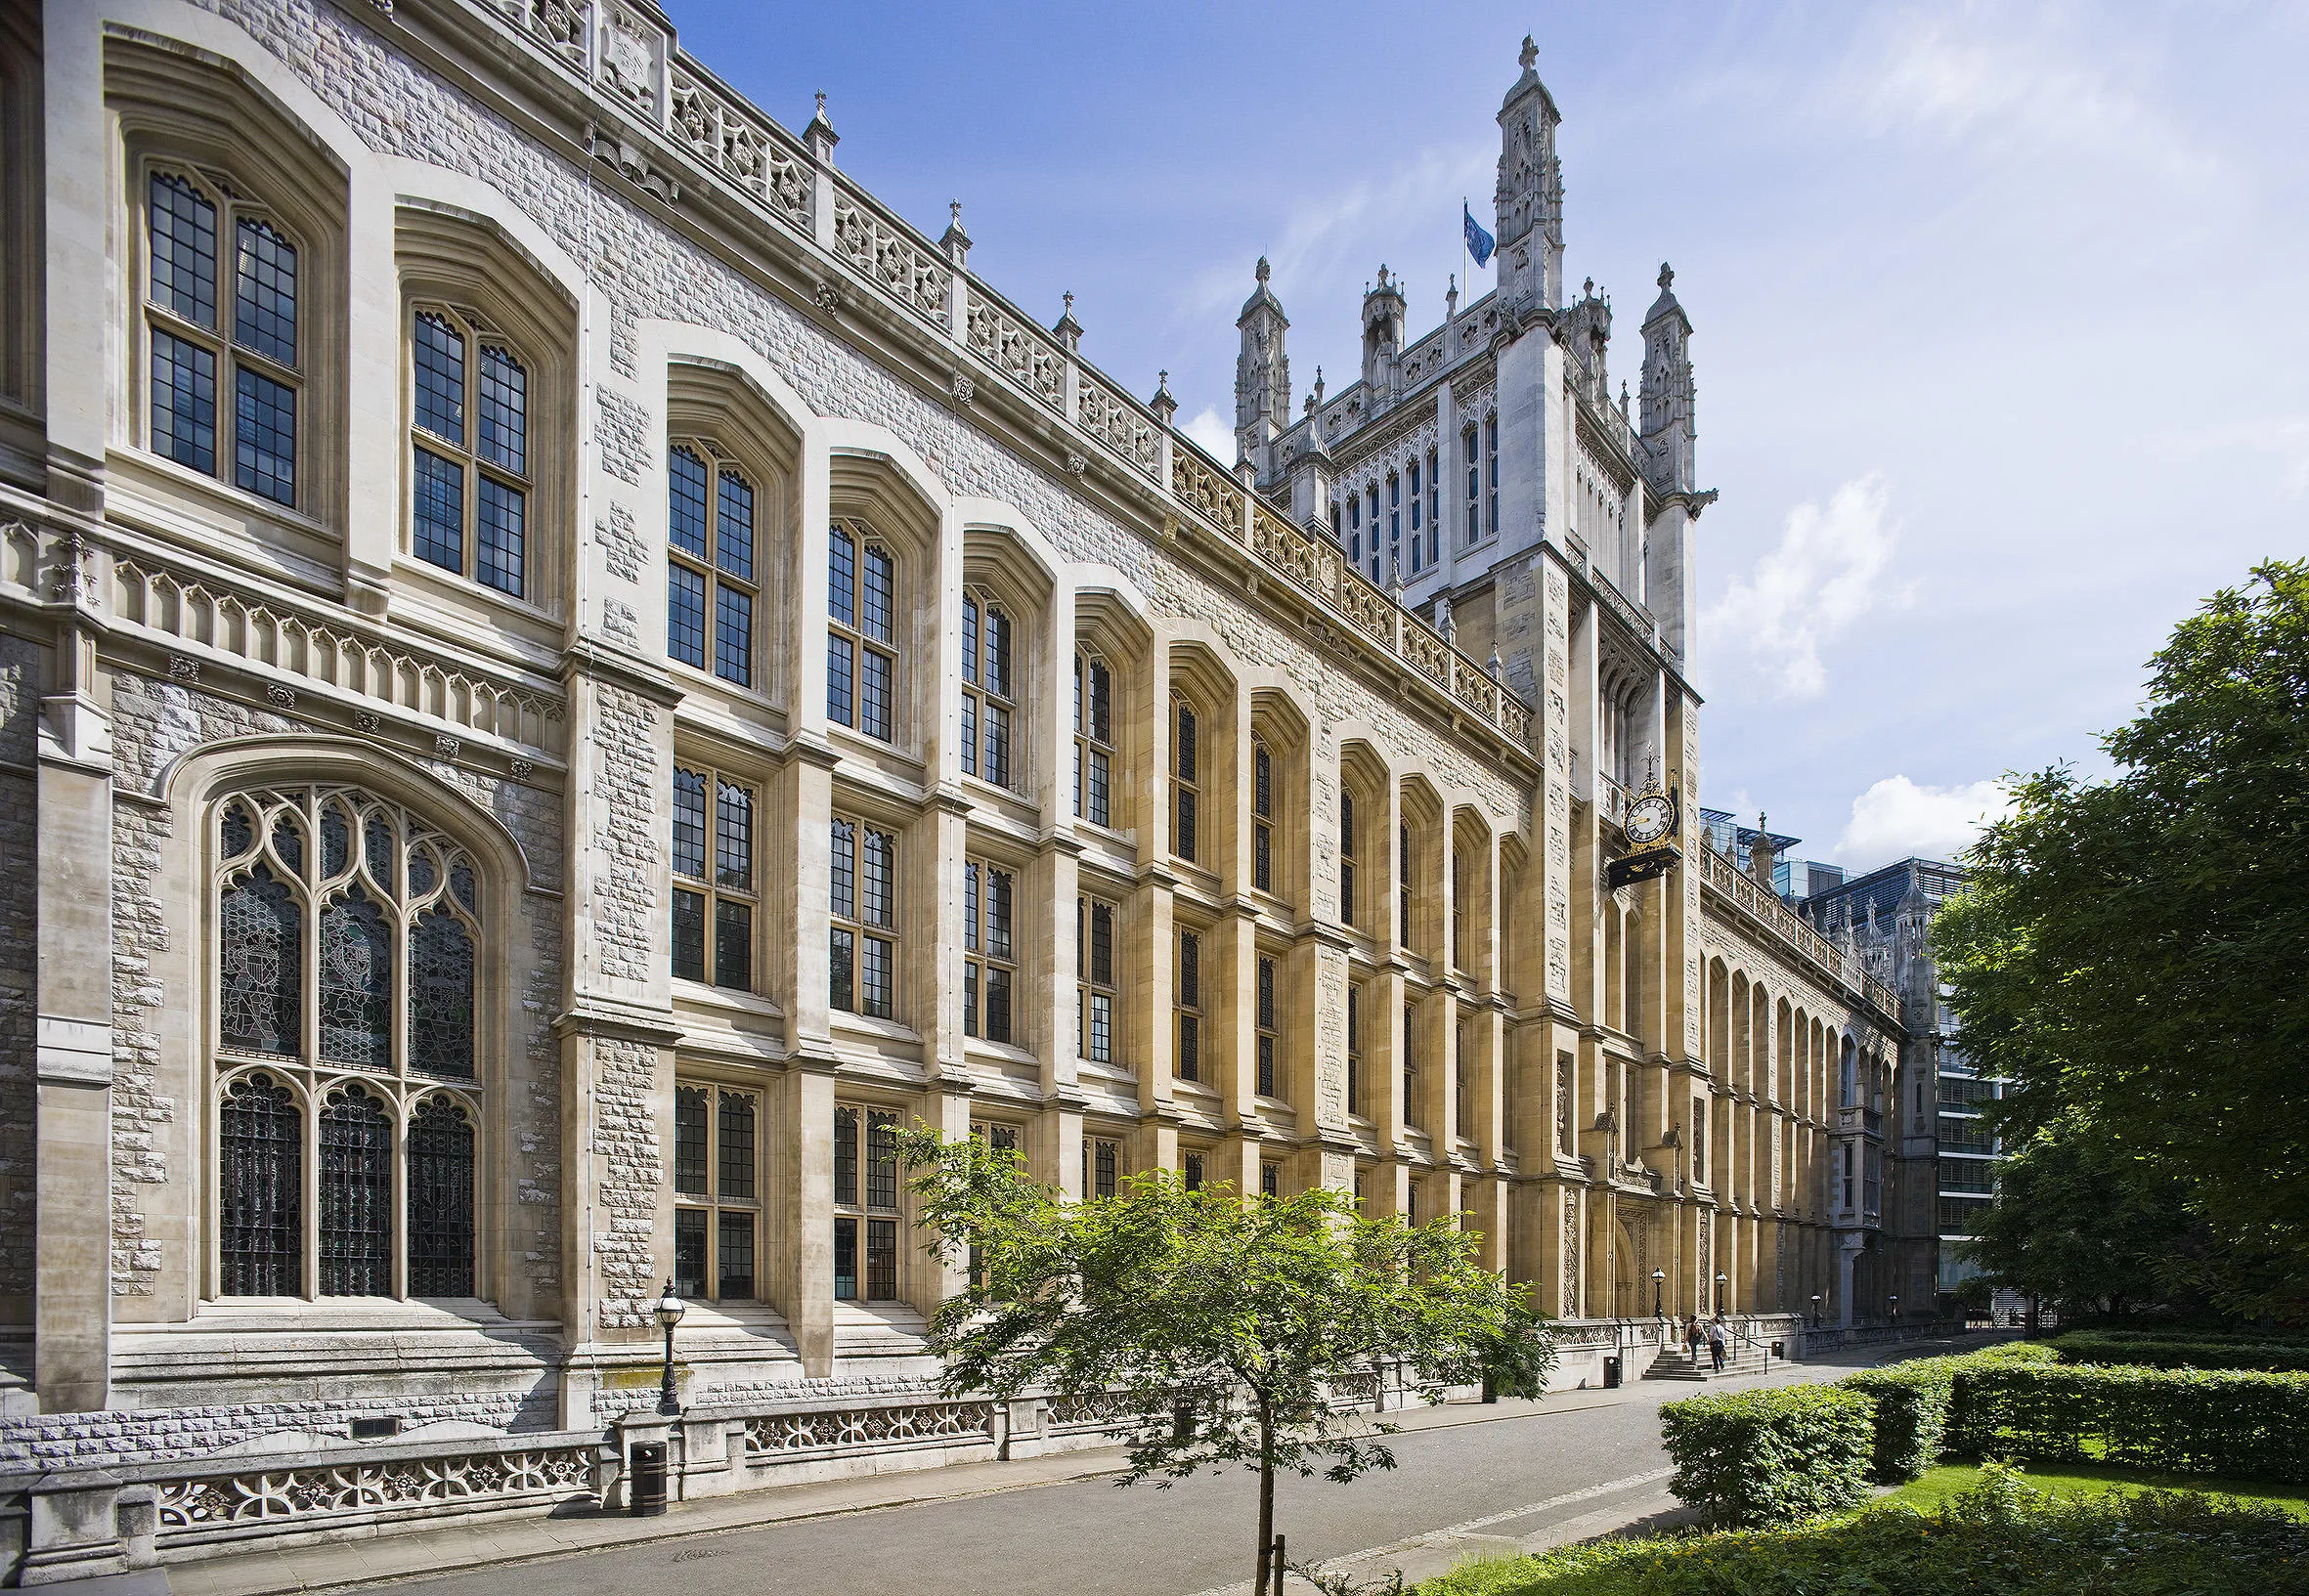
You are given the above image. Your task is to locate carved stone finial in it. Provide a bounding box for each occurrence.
[814,90,827,118]
[1659,261,1675,290]
[1255,255,1270,284]
[1064,290,1074,315]
[1312,367,1325,405]
[1583,276,1594,299]
[950,199,963,228]
[1519,34,1538,72]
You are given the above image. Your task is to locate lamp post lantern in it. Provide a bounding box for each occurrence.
[1650,1267,1665,1318]
[1810,1292,1821,1329]
[654,1279,686,1416]
[1889,1293,1899,1325]
[1714,1271,1727,1316]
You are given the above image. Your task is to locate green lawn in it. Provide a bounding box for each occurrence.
[1881,1459,2309,1519]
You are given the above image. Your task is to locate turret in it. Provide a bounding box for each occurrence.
[1234,257,1290,476]
[1493,35,1564,311]
[1361,265,1406,395]
[1639,263,1696,494]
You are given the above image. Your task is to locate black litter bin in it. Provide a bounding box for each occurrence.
[628,1440,669,1517]
[1770,1340,1785,1359]
[1602,1355,1622,1389]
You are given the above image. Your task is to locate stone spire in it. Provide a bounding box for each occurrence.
[1360,264,1406,394]
[1235,256,1291,480]
[1493,34,1564,310]
[1639,261,1696,494]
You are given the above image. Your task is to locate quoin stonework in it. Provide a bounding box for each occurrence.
[0,0,1934,1495]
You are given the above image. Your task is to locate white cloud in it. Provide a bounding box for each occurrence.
[1703,474,1902,701]
[1835,776,2011,871]
[1180,405,1236,466]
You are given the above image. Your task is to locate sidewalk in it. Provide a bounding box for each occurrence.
[149,1338,1976,1596]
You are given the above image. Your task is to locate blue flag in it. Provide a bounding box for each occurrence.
[1463,203,1496,268]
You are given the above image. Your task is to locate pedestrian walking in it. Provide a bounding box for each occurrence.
[1683,1315,1704,1363]
[1706,1317,1726,1373]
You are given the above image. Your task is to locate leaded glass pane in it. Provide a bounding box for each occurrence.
[833,1215,857,1301]
[450,860,475,911]
[861,936,893,1019]
[668,447,710,559]
[717,469,754,582]
[986,869,1012,961]
[412,445,463,573]
[983,608,1010,698]
[861,544,894,643]
[715,585,752,686]
[222,801,254,858]
[716,783,752,891]
[409,909,474,1078]
[866,1111,899,1209]
[675,1085,710,1194]
[859,649,892,741]
[672,768,708,880]
[322,803,351,878]
[833,1106,858,1205]
[828,524,855,626]
[714,900,751,992]
[866,1218,897,1300]
[1175,706,1197,781]
[407,1098,475,1297]
[319,886,392,1066]
[151,174,218,325]
[675,1210,708,1298]
[718,1211,755,1301]
[719,1090,756,1200]
[233,218,297,366]
[475,477,524,597]
[476,345,526,475]
[669,562,707,669]
[829,927,853,1012]
[985,967,1011,1044]
[219,1072,299,1295]
[319,1086,392,1295]
[366,814,395,884]
[672,888,706,982]
[272,810,303,875]
[413,313,464,443]
[152,332,217,474]
[219,865,300,1057]
[830,820,855,919]
[962,597,979,686]
[409,843,437,899]
[826,636,853,726]
[860,831,893,927]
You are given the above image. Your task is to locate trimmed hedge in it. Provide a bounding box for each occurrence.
[1839,1341,2059,1484]
[1659,1385,1873,1529]
[2053,1333,2309,1373]
[1946,1362,2309,1484]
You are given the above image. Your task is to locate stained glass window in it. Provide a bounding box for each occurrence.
[409,909,474,1078]
[220,1072,299,1295]
[220,865,301,1057]
[320,887,392,1066]
[407,1098,475,1297]
[319,1086,392,1295]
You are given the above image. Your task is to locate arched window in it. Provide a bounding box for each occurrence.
[1463,426,1480,544]
[1171,696,1199,864]
[410,304,529,597]
[1340,790,1358,927]
[144,168,300,506]
[1251,741,1274,893]
[1426,446,1441,563]
[667,441,758,687]
[211,786,485,1301]
[1484,414,1500,536]
[1073,648,1113,828]
[828,519,896,742]
[961,586,1016,790]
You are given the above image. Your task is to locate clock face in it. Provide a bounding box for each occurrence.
[1625,794,1677,847]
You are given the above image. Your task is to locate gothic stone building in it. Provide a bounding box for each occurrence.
[0,0,1912,1461]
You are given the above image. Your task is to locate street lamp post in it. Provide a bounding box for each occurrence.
[1810,1293,1821,1328]
[654,1279,686,1416]
[1651,1267,1665,1318]
[1890,1293,1899,1326]
[1714,1272,1727,1316]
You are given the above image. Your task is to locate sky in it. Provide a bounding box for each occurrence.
[667,0,2308,874]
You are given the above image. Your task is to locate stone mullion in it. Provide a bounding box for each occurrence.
[1026,839,1081,1198]
[1131,880,1175,1121]
[923,794,969,1082]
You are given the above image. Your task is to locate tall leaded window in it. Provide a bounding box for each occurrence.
[1452,849,1466,971]
[1388,473,1402,577]
[1256,954,1280,1099]
[1251,741,1274,894]
[961,587,1017,790]
[668,442,758,687]
[410,305,529,597]
[1427,445,1441,564]
[1346,981,1364,1117]
[1464,426,1481,543]
[1455,1022,1471,1140]
[833,1104,901,1302]
[1083,1137,1120,1200]
[1172,695,1198,864]
[1366,484,1381,581]
[1074,648,1113,828]
[963,858,1015,1045]
[1485,413,1500,536]
[1403,1001,1420,1128]
[1340,790,1358,927]
[1175,928,1202,1084]
[828,519,896,741]
[672,763,756,991]
[144,169,300,506]
[1077,895,1117,1066]
[831,816,896,1019]
[674,1082,760,1303]
[212,786,484,1301]
[1399,821,1415,949]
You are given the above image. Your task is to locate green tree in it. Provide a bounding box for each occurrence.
[1958,1111,2196,1316]
[1934,560,2309,1317]
[898,1129,1554,1596]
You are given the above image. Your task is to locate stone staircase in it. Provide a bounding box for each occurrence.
[1644,1339,1769,1382]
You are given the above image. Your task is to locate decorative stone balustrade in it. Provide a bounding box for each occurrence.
[1700,847,1904,1025]
[462,0,1533,754]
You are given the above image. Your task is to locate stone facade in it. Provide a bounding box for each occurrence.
[0,0,1911,1470]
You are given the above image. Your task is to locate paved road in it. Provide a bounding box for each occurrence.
[382,1386,1724,1596]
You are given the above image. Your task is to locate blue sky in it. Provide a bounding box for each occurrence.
[669,1,2308,873]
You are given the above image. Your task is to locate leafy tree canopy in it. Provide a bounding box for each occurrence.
[898,1128,1553,1596]
[1934,560,2309,1317]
